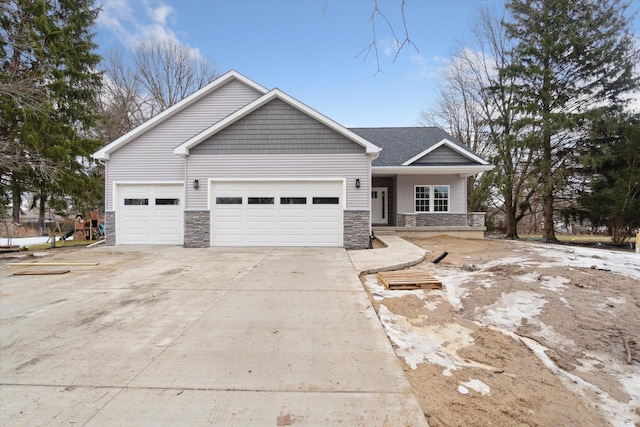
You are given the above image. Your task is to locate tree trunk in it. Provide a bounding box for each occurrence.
[11,175,21,223]
[504,191,519,239]
[541,141,556,242]
[38,190,47,236]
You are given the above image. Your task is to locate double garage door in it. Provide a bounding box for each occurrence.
[116,184,184,245]
[116,181,344,246]
[211,180,344,246]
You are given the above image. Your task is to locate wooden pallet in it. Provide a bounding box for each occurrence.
[377,270,443,290]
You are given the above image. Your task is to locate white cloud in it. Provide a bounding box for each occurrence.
[97,0,199,58]
[146,2,174,25]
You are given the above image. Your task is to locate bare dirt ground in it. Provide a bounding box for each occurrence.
[363,236,640,427]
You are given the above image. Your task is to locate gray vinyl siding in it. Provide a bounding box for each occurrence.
[105,80,263,210]
[185,154,370,210]
[413,145,475,165]
[396,175,466,213]
[191,99,364,155]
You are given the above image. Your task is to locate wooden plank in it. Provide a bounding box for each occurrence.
[6,262,99,266]
[14,269,70,276]
[377,269,443,290]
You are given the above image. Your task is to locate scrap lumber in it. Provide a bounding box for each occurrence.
[623,337,632,365]
[377,270,443,290]
[13,269,70,276]
[6,262,98,266]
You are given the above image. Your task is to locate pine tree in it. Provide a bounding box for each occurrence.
[1,0,102,226]
[576,113,640,244]
[502,0,639,241]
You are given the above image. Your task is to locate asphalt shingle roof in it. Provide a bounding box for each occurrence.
[348,127,483,167]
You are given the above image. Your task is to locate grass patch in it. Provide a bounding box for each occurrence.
[517,234,636,244]
[26,240,96,251]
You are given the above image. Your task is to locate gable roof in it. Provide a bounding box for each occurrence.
[348,127,488,166]
[174,89,381,156]
[92,70,269,160]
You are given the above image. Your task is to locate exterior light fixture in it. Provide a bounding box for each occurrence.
[355,178,361,189]
[193,179,199,190]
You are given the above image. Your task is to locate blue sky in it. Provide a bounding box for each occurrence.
[95,0,640,128]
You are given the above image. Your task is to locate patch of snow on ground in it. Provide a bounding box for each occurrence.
[0,236,52,247]
[508,331,639,427]
[460,378,491,396]
[539,275,570,292]
[376,304,475,372]
[432,270,472,311]
[477,291,546,329]
[526,243,640,280]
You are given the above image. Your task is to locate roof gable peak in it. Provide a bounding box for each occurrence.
[92,70,268,160]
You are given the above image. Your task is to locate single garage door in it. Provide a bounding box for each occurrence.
[116,184,184,244]
[211,180,343,246]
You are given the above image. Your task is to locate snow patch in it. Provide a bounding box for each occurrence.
[478,291,546,329]
[460,378,491,395]
[377,304,475,371]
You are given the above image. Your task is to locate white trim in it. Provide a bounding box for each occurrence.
[174,89,381,156]
[401,138,489,166]
[92,71,268,160]
[373,165,494,177]
[414,184,450,213]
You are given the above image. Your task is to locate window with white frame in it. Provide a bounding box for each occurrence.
[415,185,430,212]
[433,186,449,212]
[415,185,449,212]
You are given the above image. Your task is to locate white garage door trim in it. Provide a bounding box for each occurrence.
[115,182,184,245]
[210,179,345,247]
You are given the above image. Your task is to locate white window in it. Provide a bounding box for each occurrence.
[415,185,430,212]
[415,185,449,212]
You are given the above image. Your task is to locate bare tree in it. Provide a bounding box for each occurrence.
[97,38,219,141]
[356,0,418,75]
[421,7,537,238]
[134,38,219,114]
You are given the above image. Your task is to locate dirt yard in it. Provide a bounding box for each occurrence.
[363,236,639,427]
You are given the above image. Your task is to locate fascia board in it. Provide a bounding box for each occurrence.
[400,138,489,166]
[372,165,495,177]
[92,70,268,160]
[174,89,382,156]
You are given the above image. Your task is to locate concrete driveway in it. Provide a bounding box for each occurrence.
[0,246,427,426]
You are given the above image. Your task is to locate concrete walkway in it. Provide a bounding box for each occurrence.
[1,246,427,426]
[348,233,427,274]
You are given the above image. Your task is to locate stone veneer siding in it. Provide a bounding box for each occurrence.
[105,211,115,246]
[397,213,417,227]
[416,213,467,226]
[343,210,370,249]
[184,210,210,248]
[467,212,486,227]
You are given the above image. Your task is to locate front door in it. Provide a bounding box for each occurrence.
[371,187,388,224]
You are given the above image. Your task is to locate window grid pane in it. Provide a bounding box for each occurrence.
[415,186,430,212]
[433,186,449,212]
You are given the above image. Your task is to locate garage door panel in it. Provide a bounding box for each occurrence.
[212,181,343,247]
[117,184,183,245]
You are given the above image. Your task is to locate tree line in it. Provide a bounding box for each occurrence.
[423,0,639,243]
[1,0,638,243]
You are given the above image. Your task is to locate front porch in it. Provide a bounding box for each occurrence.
[371,175,487,239]
[373,225,486,240]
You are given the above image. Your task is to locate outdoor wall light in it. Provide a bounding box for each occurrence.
[193,179,199,190]
[356,178,361,189]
